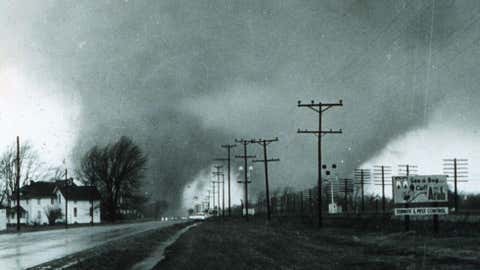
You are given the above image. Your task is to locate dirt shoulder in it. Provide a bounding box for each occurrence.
[155,217,480,270]
[28,221,193,270]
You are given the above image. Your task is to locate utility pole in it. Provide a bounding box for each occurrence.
[373,165,392,215]
[212,165,224,218]
[235,139,256,221]
[341,178,353,213]
[211,181,216,215]
[16,136,20,232]
[212,165,225,218]
[297,99,343,228]
[214,144,236,217]
[206,190,211,212]
[65,167,68,229]
[221,174,225,217]
[354,169,371,213]
[443,158,468,213]
[398,164,417,231]
[251,137,280,221]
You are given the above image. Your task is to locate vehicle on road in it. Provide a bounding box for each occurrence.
[188,213,208,221]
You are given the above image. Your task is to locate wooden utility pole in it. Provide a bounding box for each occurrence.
[16,136,20,232]
[443,158,468,213]
[211,181,217,215]
[234,139,255,221]
[354,169,371,213]
[251,137,279,221]
[341,178,353,213]
[398,164,417,231]
[297,100,343,228]
[212,165,224,218]
[214,144,236,216]
[206,190,211,212]
[65,167,68,229]
[373,165,392,215]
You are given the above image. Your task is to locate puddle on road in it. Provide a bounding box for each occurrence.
[130,223,198,270]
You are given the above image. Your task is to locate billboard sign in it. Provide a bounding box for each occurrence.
[393,175,448,204]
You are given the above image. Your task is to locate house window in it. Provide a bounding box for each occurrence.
[51,198,54,205]
[90,207,93,216]
[73,207,77,217]
[37,199,41,205]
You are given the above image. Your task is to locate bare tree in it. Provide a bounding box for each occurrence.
[79,136,147,221]
[0,142,46,206]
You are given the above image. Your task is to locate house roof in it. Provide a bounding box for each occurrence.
[20,181,56,199]
[57,185,102,201]
[20,180,101,201]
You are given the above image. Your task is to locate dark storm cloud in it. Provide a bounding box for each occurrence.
[3,0,480,209]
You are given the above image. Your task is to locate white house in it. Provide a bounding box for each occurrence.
[54,180,101,224]
[10,179,102,225]
[17,181,58,225]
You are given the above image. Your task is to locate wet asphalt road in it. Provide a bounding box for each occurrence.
[0,220,184,270]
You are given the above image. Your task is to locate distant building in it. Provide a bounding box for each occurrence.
[8,179,102,225]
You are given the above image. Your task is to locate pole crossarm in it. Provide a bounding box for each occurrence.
[235,155,256,159]
[297,129,343,134]
[252,158,280,163]
[249,137,279,144]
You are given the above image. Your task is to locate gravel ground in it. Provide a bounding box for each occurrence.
[155,217,480,270]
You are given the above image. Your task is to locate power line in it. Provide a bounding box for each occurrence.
[297,99,343,228]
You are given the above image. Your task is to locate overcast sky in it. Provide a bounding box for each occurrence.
[1,0,480,210]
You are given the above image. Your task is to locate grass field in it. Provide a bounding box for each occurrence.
[155,216,480,270]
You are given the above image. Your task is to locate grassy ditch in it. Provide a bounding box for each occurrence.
[155,217,480,270]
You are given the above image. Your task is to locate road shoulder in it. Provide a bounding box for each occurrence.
[28,222,193,270]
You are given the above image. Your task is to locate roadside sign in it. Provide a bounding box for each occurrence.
[393,175,448,204]
[394,207,448,216]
